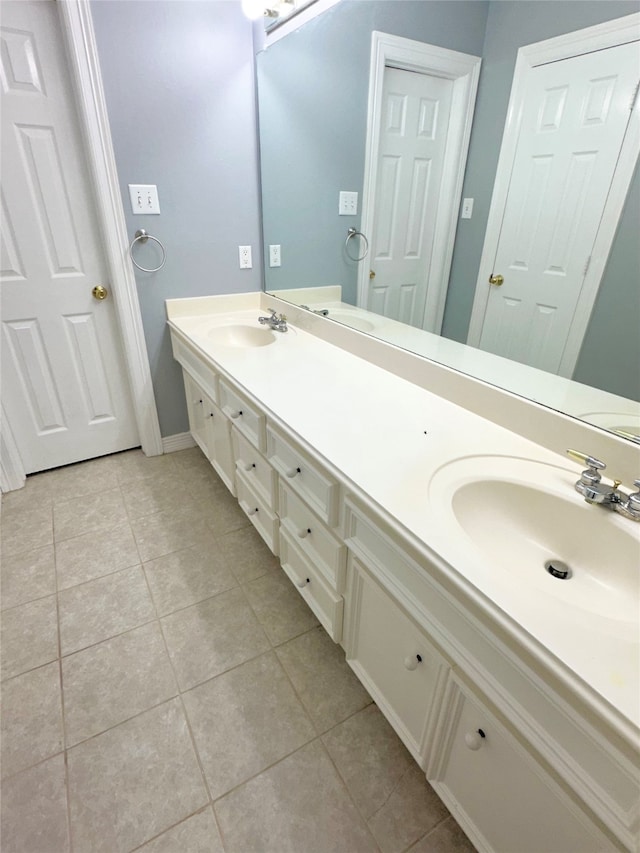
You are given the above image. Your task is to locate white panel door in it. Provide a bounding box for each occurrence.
[365,67,453,329]
[477,41,639,374]
[1,0,139,474]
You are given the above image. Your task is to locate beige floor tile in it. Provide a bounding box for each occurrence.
[1,754,70,853]
[171,446,210,472]
[218,524,280,584]
[206,489,252,537]
[144,541,237,616]
[58,566,155,655]
[68,698,208,853]
[1,503,53,556]
[136,807,224,853]
[408,817,477,853]
[62,622,178,746]
[0,544,55,610]
[276,626,372,733]
[188,468,233,503]
[161,587,270,691]
[322,704,415,819]
[121,473,201,521]
[0,473,53,513]
[1,662,64,778]
[215,740,377,853]
[131,507,218,562]
[184,651,315,800]
[1,594,58,680]
[111,448,180,486]
[53,487,128,542]
[367,763,449,853]
[55,522,140,590]
[243,569,319,645]
[41,455,120,504]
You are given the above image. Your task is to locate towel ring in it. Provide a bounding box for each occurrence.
[345,227,369,262]
[128,229,166,273]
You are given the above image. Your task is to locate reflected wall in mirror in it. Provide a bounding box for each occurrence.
[257,0,640,441]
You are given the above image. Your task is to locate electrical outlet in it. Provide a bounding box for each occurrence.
[269,244,281,267]
[239,245,252,269]
[339,191,358,216]
[128,184,160,215]
[461,197,474,219]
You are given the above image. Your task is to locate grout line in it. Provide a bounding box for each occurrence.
[127,805,214,852]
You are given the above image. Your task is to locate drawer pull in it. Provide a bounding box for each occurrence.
[403,654,423,671]
[209,412,215,418]
[195,399,203,405]
[230,409,243,419]
[464,729,486,751]
[286,466,301,478]
[296,577,311,588]
[297,527,311,539]
[243,462,256,471]
[246,506,259,516]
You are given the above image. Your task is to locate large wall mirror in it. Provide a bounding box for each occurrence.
[256,0,640,442]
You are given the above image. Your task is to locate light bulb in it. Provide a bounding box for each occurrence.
[241,0,265,20]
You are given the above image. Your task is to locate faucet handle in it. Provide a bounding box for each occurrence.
[566,449,606,471]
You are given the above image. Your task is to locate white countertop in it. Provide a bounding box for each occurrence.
[167,294,640,743]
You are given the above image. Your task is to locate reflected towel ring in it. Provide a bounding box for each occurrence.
[345,227,369,262]
[128,229,166,273]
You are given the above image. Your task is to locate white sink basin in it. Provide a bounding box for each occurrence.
[204,324,276,348]
[329,312,376,333]
[429,456,640,626]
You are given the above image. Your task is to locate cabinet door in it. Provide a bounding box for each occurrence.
[344,557,448,768]
[183,371,207,453]
[203,397,235,495]
[428,676,615,853]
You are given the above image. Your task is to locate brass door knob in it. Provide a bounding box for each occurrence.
[369,270,376,279]
[92,285,108,300]
[488,274,504,286]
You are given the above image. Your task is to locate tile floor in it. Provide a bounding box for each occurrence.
[0,447,476,853]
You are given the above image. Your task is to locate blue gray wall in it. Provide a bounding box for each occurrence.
[91,0,262,437]
[258,0,489,303]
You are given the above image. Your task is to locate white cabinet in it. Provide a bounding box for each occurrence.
[428,675,616,853]
[220,378,266,451]
[182,369,234,494]
[236,469,279,555]
[344,556,448,768]
[232,427,278,510]
[280,529,343,641]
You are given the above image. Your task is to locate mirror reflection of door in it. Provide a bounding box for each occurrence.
[475,40,638,376]
[364,67,453,330]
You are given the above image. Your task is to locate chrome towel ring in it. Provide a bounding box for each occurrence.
[345,227,369,262]
[128,229,166,273]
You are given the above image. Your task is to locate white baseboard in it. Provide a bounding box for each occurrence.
[162,432,196,453]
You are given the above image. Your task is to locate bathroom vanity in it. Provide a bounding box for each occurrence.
[167,292,640,853]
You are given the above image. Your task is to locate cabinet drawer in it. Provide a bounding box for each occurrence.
[278,482,345,592]
[429,676,614,853]
[219,379,266,451]
[280,528,343,643]
[232,428,277,510]
[267,425,339,526]
[236,470,279,556]
[345,557,447,767]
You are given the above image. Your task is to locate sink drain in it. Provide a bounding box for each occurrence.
[545,559,572,580]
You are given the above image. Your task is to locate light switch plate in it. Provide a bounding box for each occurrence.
[339,191,358,216]
[461,197,474,219]
[128,184,160,215]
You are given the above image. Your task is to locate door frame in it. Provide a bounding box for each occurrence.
[357,31,481,333]
[1,0,162,491]
[466,13,640,376]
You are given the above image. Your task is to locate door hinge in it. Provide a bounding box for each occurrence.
[583,255,592,277]
[631,80,640,112]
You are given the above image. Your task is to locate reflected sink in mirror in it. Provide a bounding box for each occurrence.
[429,456,640,626]
[327,312,377,333]
[204,324,276,348]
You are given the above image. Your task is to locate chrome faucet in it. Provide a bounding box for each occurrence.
[300,305,329,316]
[566,449,640,521]
[258,308,288,332]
